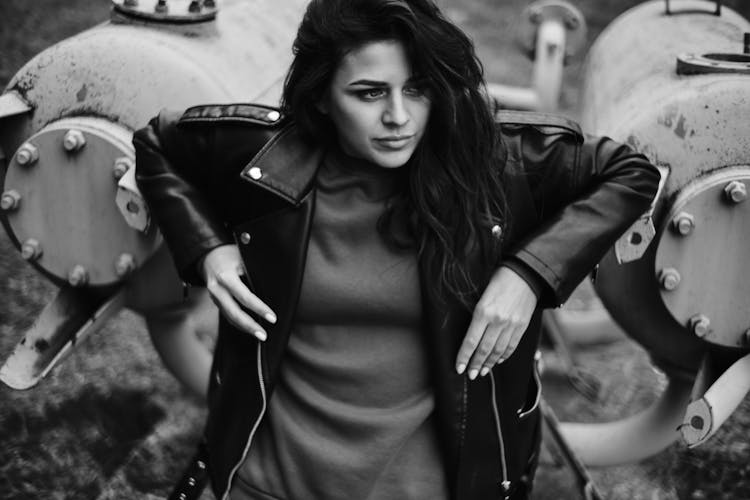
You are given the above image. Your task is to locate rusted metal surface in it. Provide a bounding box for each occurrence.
[561,0,750,464]
[0,0,308,388]
[580,0,750,376]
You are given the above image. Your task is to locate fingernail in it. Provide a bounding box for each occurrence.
[254,330,267,341]
[468,369,478,380]
[480,367,490,377]
[456,363,466,375]
[264,313,277,324]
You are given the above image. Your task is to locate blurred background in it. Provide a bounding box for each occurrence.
[1,0,750,499]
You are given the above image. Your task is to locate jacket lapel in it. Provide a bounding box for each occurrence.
[240,123,323,206]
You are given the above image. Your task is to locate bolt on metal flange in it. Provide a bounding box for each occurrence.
[68,265,89,287]
[658,267,681,291]
[1,190,21,211]
[21,239,42,261]
[671,212,695,236]
[62,129,86,152]
[16,143,39,166]
[155,0,168,13]
[724,181,747,203]
[115,253,136,277]
[188,0,201,12]
[689,314,711,338]
[113,157,134,180]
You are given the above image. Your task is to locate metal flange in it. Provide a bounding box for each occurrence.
[3,117,160,287]
[517,0,588,59]
[655,166,750,348]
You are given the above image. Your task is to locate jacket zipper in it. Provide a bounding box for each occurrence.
[488,371,511,498]
[221,343,267,500]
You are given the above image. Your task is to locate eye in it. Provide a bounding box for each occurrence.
[403,83,427,98]
[356,88,386,101]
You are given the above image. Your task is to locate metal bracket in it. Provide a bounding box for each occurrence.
[0,91,33,120]
[665,0,722,16]
[614,165,669,264]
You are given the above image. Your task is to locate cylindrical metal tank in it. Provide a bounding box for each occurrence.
[559,0,750,465]
[580,0,750,378]
[0,0,308,288]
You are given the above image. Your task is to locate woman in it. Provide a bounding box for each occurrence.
[134,0,659,498]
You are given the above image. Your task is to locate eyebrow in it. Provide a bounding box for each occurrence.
[347,76,426,87]
[347,79,388,87]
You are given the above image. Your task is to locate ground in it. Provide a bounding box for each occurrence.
[1,1,750,499]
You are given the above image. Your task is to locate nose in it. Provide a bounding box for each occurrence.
[382,94,409,127]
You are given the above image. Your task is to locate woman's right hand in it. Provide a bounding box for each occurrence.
[201,244,276,341]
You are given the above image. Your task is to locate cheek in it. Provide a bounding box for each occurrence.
[332,102,378,141]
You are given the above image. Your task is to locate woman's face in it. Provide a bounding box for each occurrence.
[320,39,431,169]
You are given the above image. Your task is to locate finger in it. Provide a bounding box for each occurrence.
[216,271,277,324]
[497,327,525,363]
[207,282,267,341]
[481,331,510,376]
[480,323,513,376]
[466,323,504,380]
[455,313,489,375]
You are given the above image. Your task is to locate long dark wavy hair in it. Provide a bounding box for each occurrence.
[281,0,508,308]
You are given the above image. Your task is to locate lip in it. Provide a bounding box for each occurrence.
[373,134,414,150]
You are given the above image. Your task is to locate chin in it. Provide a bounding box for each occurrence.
[371,148,414,169]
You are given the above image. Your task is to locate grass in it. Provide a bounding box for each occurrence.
[2,0,750,499]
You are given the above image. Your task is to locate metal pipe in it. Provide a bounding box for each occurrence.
[560,377,693,466]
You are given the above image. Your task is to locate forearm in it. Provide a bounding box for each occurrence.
[133,111,232,285]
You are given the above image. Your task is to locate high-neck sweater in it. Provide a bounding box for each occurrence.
[231,146,448,500]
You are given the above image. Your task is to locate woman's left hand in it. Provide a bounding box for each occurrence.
[455,266,538,380]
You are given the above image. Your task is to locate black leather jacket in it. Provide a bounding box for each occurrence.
[133,103,659,500]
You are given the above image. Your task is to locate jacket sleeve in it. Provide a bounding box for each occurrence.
[508,130,661,307]
[133,110,233,285]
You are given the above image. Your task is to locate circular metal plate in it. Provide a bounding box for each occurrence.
[3,117,160,287]
[654,167,750,348]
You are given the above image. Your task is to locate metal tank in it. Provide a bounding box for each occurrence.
[0,0,308,390]
[561,0,750,464]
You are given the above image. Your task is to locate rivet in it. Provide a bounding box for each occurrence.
[1,190,21,211]
[155,0,168,13]
[16,143,39,166]
[113,157,134,180]
[68,265,89,287]
[248,167,262,180]
[62,129,86,152]
[528,7,542,24]
[239,232,251,245]
[115,253,136,277]
[671,212,695,236]
[491,224,503,239]
[724,180,747,204]
[197,460,206,469]
[215,372,221,385]
[178,494,186,500]
[188,477,196,486]
[266,110,281,122]
[21,239,42,261]
[690,415,705,430]
[188,0,201,12]
[658,268,681,291]
[564,16,580,30]
[689,314,711,338]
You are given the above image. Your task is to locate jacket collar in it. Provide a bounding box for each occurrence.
[240,122,324,206]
